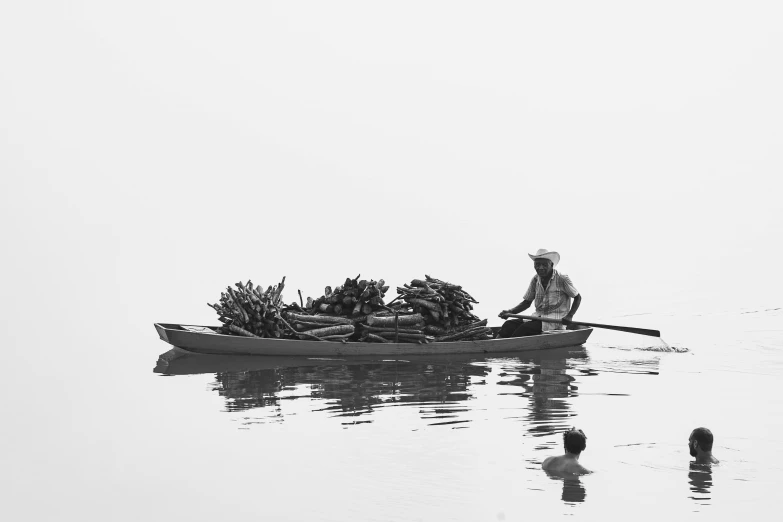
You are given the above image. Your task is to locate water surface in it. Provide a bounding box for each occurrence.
[141,307,781,520]
[4,307,781,521]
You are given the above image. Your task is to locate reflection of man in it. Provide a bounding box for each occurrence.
[498,249,582,338]
[525,360,575,436]
[688,462,713,500]
[542,428,592,475]
[545,471,586,503]
[689,427,719,464]
[561,476,586,503]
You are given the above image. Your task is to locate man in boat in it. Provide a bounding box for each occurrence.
[497,249,582,337]
[542,427,592,475]
[689,427,719,464]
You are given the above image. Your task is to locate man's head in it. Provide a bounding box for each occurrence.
[563,428,587,455]
[533,258,554,278]
[689,427,714,456]
[528,249,560,277]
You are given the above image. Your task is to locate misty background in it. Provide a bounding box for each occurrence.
[1,2,781,519]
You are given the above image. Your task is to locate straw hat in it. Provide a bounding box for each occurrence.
[528,248,560,267]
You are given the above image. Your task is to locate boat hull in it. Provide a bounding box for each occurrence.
[154,323,593,356]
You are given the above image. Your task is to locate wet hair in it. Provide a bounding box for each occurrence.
[691,427,713,451]
[563,428,587,454]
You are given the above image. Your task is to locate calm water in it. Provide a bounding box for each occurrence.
[4,306,782,521]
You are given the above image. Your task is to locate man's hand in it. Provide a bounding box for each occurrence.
[499,310,513,319]
[562,314,574,325]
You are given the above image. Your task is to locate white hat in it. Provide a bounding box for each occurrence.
[528,248,560,267]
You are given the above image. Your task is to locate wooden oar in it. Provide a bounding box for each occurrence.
[506,314,661,337]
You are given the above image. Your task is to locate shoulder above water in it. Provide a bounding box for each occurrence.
[542,455,592,475]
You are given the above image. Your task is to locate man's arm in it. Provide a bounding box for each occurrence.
[499,299,532,319]
[500,277,537,319]
[562,294,581,324]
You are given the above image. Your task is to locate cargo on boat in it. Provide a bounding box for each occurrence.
[154,323,593,357]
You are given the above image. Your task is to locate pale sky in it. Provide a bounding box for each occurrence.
[2,1,781,333]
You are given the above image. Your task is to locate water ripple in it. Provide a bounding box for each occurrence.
[155,345,661,435]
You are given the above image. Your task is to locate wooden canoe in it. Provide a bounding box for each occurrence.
[154,322,592,356]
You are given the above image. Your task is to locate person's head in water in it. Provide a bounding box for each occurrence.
[689,427,713,457]
[689,427,718,463]
[564,428,587,455]
[542,427,591,474]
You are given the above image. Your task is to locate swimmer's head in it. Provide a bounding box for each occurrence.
[563,427,587,455]
[689,427,713,456]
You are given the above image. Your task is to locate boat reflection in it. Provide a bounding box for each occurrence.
[154,345,589,427]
